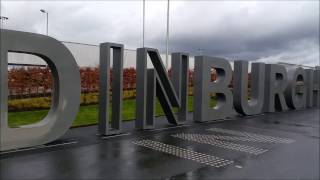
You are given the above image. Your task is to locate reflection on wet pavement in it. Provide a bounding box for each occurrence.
[0,108,319,179]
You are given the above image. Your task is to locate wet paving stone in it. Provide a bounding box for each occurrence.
[1,108,319,179]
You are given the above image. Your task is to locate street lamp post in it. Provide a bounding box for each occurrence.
[40,9,48,35]
[0,16,9,29]
[165,0,170,70]
[143,0,145,47]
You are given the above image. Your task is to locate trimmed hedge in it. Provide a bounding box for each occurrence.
[9,88,194,112]
[9,90,137,112]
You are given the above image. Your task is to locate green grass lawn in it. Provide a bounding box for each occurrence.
[8,96,216,128]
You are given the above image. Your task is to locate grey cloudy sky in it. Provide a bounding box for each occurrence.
[1,0,319,67]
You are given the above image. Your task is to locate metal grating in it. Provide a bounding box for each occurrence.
[207,128,295,144]
[172,133,268,155]
[132,139,233,168]
[196,134,274,143]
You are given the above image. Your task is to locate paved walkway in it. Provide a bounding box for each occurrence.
[1,108,319,179]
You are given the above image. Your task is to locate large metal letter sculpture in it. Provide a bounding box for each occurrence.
[312,67,320,107]
[193,56,233,122]
[285,67,306,109]
[263,64,288,112]
[135,48,189,129]
[233,61,265,115]
[0,30,80,151]
[305,69,314,108]
[171,53,189,122]
[98,43,123,135]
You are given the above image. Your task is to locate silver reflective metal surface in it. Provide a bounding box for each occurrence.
[1,29,318,152]
[0,30,80,151]
[98,43,123,135]
[233,61,265,115]
[285,67,306,109]
[135,48,189,129]
[171,53,189,124]
[305,69,314,108]
[263,64,288,112]
[313,68,320,107]
[193,56,233,122]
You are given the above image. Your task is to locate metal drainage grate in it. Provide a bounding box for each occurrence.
[172,133,268,155]
[194,134,275,143]
[132,139,233,168]
[207,128,295,144]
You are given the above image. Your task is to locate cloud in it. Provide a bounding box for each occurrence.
[1,1,319,67]
[255,38,319,67]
